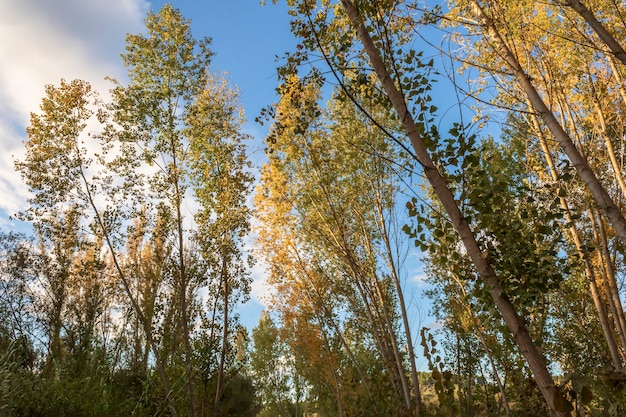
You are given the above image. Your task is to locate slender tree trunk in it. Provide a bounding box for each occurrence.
[176,192,197,417]
[171,139,198,417]
[375,199,425,416]
[591,209,626,361]
[347,264,405,403]
[353,218,414,413]
[291,246,376,403]
[308,184,405,406]
[466,345,473,417]
[456,328,463,415]
[371,270,414,412]
[46,267,68,375]
[596,213,626,349]
[78,166,179,417]
[347,249,411,411]
[348,260,401,395]
[608,55,626,105]
[590,93,626,198]
[479,328,512,417]
[594,243,625,363]
[558,90,586,152]
[294,371,302,417]
[339,1,570,414]
[318,319,346,417]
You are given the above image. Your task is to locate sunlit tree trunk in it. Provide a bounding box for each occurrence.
[589,86,626,198]
[591,209,626,361]
[596,214,626,348]
[213,256,229,417]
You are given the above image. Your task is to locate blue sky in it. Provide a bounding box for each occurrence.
[0,0,433,337]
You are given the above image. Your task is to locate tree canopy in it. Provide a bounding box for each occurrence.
[2,1,626,416]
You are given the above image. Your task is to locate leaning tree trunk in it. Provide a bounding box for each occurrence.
[79,165,179,417]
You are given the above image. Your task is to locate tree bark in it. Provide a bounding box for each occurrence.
[213,253,230,417]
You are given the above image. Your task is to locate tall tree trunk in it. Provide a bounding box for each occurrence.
[591,210,626,361]
[608,55,626,106]
[596,213,626,349]
[46,267,68,375]
[292,246,376,402]
[339,1,570,414]
[317,319,346,417]
[590,92,626,198]
[346,253,408,408]
[203,282,221,417]
[374,197,424,416]
[172,160,197,417]
[79,165,179,417]
[312,183,406,408]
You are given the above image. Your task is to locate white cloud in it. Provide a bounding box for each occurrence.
[423,320,444,330]
[0,0,148,225]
